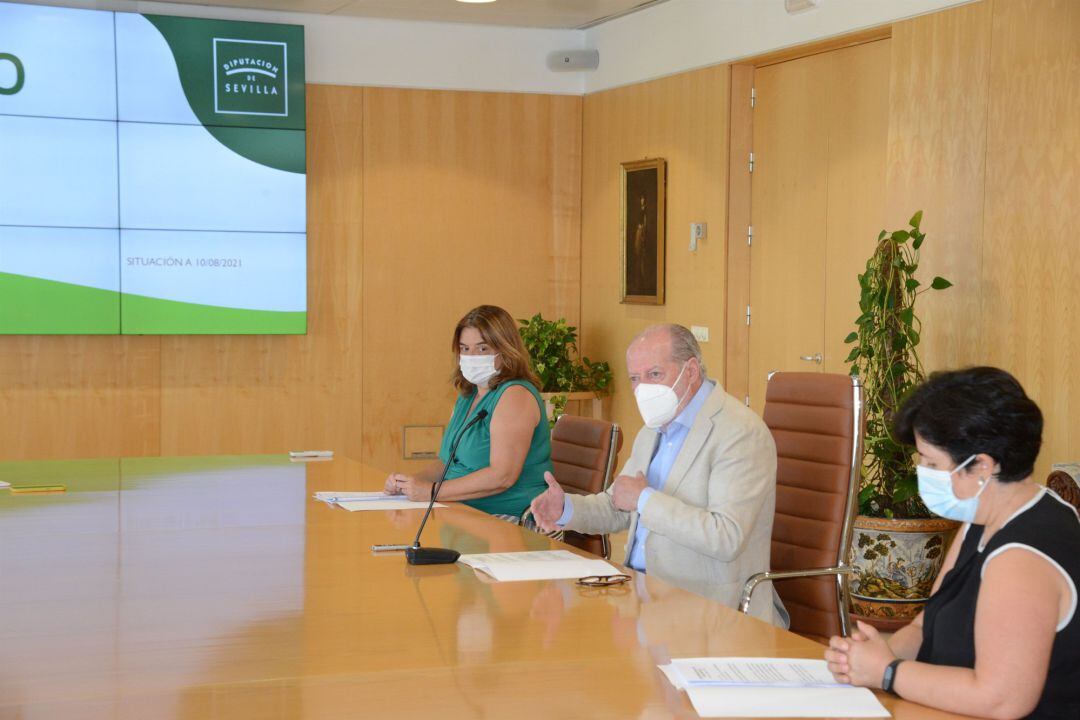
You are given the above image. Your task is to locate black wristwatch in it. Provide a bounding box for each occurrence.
[881,659,903,696]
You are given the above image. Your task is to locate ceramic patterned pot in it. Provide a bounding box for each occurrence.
[850,515,960,628]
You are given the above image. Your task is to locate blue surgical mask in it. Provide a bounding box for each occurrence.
[916,455,985,523]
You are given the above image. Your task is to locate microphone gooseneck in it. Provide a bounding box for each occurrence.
[405,408,488,565]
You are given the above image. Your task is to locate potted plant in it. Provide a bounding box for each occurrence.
[517,313,613,425]
[844,211,955,629]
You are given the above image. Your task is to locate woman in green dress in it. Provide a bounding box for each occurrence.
[383,305,552,520]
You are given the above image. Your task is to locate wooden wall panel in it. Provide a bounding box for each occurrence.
[587,0,1077,479]
[549,101,583,329]
[159,85,366,458]
[0,335,160,459]
[822,40,892,377]
[11,0,1076,482]
[884,2,993,374]
[580,66,729,445]
[885,0,1078,477]
[360,88,582,472]
[723,65,754,403]
[981,0,1080,477]
[2,84,578,466]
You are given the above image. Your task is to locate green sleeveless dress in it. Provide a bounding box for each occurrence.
[438,379,552,517]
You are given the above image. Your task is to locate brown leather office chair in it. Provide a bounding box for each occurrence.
[1047,467,1080,511]
[547,415,622,558]
[739,371,864,643]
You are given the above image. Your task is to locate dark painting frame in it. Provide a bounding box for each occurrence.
[620,158,666,305]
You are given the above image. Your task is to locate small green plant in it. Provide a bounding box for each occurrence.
[845,211,952,518]
[518,313,613,424]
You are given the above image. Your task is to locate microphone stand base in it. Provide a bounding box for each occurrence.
[405,546,460,565]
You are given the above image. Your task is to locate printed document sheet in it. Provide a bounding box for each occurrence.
[659,658,890,718]
[315,491,443,511]
[458,550,622,582]
[671,657,840,687]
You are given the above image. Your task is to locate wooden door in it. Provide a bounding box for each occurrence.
[747,53,830,413]
[822,41,892,376]
[747,40,890,412]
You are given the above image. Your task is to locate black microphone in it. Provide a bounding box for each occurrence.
[406,408,489,565]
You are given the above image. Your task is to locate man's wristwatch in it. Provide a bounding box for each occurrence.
[881,659,903,696]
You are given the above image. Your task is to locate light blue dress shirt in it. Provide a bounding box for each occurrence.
[556,379,715,573]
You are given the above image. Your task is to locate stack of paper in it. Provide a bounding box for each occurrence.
[659,658,890,718]
[458,550,622,582]
[313,491,444,512]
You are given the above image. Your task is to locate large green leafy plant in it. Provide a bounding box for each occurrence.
[518,313,613,423]
[844,211,952,518]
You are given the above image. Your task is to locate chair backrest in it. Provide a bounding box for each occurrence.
[550,415,622,495]
[549,415,622,557]
[1047,469,1080,511]
[762,372,863,640]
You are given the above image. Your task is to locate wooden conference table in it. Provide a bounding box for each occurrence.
[0,455,969,720]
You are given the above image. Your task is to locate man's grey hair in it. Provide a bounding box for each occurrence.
[632,324,707,376]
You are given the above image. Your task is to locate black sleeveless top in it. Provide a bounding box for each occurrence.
[917,490,1080,719]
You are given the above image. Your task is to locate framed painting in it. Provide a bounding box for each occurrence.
[620,158,666,304]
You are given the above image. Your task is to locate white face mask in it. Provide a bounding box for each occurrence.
[634,361,690,429]
[459,354,499,387]
[916,454,986,523]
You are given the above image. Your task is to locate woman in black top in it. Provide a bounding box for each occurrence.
[825,368,1079,719]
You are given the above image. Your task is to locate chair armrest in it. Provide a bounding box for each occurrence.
[739,566,855,614]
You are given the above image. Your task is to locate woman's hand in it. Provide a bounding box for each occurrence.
[384,473,409,495]
[825,633,855,684]
[384,473,432,501]
[397,476,435,503]
[825,621,895,688]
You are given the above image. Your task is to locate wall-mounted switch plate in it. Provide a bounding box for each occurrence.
[689,222,707,251]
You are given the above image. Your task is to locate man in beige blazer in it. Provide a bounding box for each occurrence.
[531,324,786,625]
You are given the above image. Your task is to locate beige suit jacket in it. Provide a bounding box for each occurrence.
[563,382,785,625]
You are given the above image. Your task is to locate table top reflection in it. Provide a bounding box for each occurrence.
[0,455,965,720]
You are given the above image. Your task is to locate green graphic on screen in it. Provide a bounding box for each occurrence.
[0,3,306,335]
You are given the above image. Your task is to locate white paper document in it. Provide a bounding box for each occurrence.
[313,491,443,511]
[458,550,621,582]
[671,657,840,688]
[0,480,9,489]
[659,659,890,718]
[683,685,889,718]
[314,491,399,503]
[336,498,445,511]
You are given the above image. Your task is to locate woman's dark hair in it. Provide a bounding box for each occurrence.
[893,367,1042,483]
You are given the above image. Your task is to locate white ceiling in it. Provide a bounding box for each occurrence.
[146,0,671,28]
